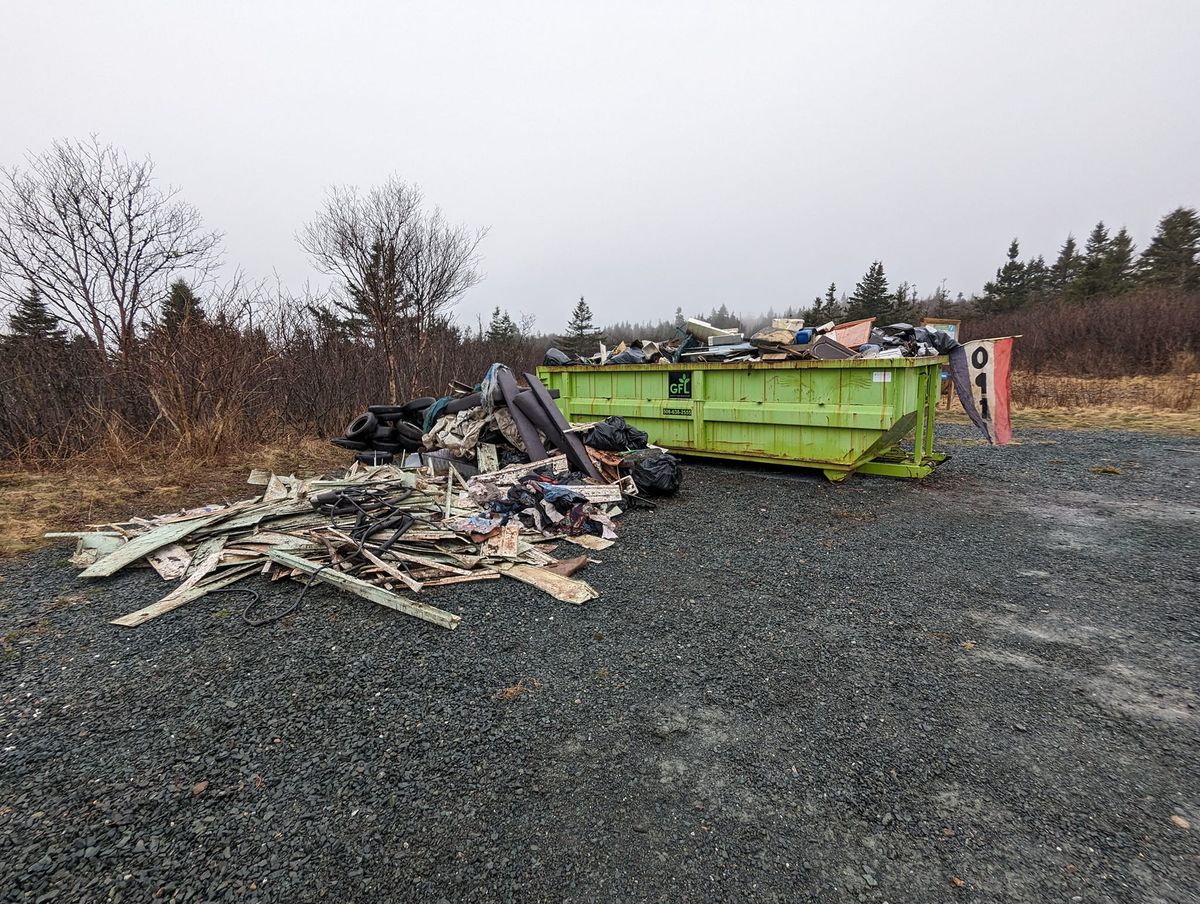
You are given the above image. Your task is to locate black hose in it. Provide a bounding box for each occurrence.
[211,563,333,628]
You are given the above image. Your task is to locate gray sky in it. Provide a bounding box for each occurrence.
[2,1,1197,332]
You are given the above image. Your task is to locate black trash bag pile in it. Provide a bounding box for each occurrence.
[867,323,960,358]
[620,449,683,496]
[333,397,435,464]
[585,416,649,452]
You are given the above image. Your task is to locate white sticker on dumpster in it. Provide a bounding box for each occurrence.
[872,371,892,383]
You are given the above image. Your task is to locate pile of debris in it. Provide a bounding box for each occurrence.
[332,365,685,492]
[544,316,960,366]
[55,367,683,632]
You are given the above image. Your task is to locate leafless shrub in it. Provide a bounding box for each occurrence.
[962,288,1200,377]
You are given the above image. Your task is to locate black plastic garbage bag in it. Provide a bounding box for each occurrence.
[913,327,959,354]
[627,450,682,496]
[585,416,649,451]
[543,347,572,366]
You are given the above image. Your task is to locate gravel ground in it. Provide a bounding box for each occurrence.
[1,424,1198,903]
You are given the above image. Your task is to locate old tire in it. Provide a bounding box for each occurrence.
[345,412,378,440]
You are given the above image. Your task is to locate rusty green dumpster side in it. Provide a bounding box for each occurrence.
[536,358,947,480]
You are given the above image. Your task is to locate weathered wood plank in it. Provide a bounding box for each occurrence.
[498,564,599,604]
[268,549,459,630]
[80,511,226,578]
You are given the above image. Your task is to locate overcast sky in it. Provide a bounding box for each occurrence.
[2,1,1197,332]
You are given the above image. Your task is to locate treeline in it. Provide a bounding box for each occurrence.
[1,137,1197,460]
[577,207,1200,377]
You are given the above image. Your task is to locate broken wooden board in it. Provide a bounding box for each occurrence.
[145,543,192,580]
[69,533,126,568]
[111,547,251,628]
[571,484,624,503]
[80,510,228,578]
[419,572,501,588]
[483,523,521,558]
[562,534,614,551]
[476,442,499,473]
[499,564,599,604]
[268,549,460,630]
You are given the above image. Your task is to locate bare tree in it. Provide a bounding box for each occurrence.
[400,206,487,394]
[0,137,222,367]
[298,177,486,401]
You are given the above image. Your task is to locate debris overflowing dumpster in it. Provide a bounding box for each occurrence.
[538,358,946,480]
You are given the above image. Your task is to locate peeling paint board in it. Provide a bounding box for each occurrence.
[146,543,192,580]
[561,534,614,551]
[268,549,460,630]
[500,564,599,605]
[79,512,227,578]
[476,443,499,473]
[572,484,624,503]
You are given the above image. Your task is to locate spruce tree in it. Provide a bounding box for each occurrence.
[7,284,66,343]
[808,282,842,322]
[1072,221,1112,298]
[561,296,604,357]
[673,306,685,330]
[486,306,520,343]
[1103,227,1136,295]
[1049,235,1082,295]
[845,262,892,320]
[1138,206,1200,290]
[981,239,1028,313]
[163,278,205,331]
[1024,255,1049,304]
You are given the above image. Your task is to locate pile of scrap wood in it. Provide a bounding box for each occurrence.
[53,455,631,632]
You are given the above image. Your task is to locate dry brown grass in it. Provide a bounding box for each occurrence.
[0,436,346,558]
[940,371,1200,435]
[493,677,544,702]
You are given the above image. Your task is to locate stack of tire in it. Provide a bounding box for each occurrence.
[332,397,435,463]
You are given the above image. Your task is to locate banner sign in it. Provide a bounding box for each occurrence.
[950,337,1014,445]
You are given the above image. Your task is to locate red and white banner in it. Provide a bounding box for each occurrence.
[950,337,1014,445]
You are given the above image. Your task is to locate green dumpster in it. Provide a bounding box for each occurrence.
[536,358,948,480]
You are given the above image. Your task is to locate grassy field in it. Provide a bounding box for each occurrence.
[0,439,345,558]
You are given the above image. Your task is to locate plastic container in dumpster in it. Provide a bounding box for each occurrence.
[536,358,948,480]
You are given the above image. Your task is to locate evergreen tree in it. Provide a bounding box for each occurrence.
[981,239,1027,313]
[1049,234,1082,294]
[6,284,66,344]
[673,306,685,330]
[1072,221,1112,298]
[162,278,205,332]
[485,306,520,343]
[1103,227,1137,295]
[307,303,367,343]
[560,296,604,357]
[807,282,842,323]
[892,281,918,320]
[1024,254,1050,304]
[1138,206,1200,290]
[845,261,892,320]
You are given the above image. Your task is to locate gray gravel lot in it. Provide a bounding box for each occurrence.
[1,424,1198,903]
